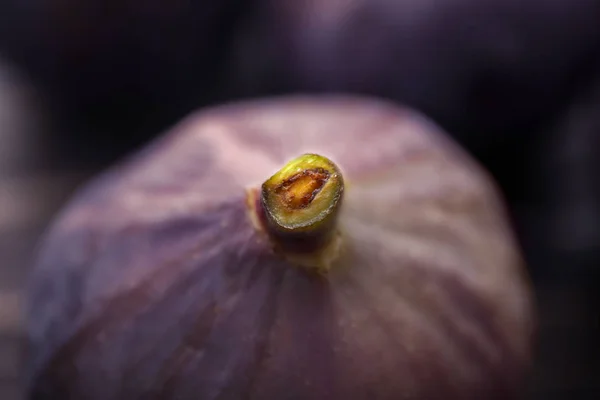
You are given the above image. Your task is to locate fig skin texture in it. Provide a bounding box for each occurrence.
[27,96,536,400]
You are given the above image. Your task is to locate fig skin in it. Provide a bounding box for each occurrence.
[27,96,536,400]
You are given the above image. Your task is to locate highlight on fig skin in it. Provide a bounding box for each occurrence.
[259,153,344,255]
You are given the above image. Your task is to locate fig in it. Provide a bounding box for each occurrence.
[27,96,536,400]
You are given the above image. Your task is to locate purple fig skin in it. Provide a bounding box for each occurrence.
[26,96,536,400]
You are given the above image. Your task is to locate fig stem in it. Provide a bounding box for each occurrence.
[258,153,345,271]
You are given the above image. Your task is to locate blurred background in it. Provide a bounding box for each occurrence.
[0,0,599,399]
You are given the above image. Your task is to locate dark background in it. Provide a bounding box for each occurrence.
[0,0,599,399]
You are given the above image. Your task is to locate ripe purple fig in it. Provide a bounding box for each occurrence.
[27,96,536,400]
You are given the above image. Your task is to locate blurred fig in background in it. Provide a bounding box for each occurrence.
[28,97,536,400]
[0,59,46,174]
[228,0,600,149]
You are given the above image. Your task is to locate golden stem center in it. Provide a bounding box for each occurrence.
[274,168,330,210]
